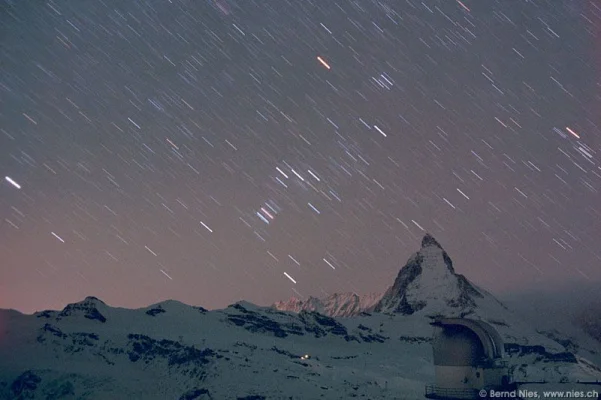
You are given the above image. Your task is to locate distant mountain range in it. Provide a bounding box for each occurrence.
[274,234,511,320]
[1,234,600,399]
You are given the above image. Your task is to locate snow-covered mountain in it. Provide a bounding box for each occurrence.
[275,234,510,320]
[1,234,600,400]
[573,301,601,344]
[274,234,601,382]
[373,234,509,318]
[273,292,383,318]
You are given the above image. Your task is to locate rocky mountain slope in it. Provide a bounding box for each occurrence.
[275,234,510,320]
[1,234,600,400]
[574,302,601,344]
[274,233,601,384]
[273,292,383,318]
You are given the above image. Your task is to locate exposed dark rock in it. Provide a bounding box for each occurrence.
[234,342,257,350]
[299,311,349,338]
[43,380,75,399]
[399,335,431,344]
[85,308,107,323]
[227,313,294,338]
[421,233,443,249]
[332,355,358,360]
[345,335,361,343]
[40,323,67,339]
[84,296,105,304]
[358,333,388,343]
[71,332,100,346]
[226,305,310,338]
[10,371,41,398]
[271,346,300,359]
[537,330,579,353]
[58,298,107,323]
[36,310,54,319]
[146,306,166,316]
[488,319,509,327]
[230,303,250,313]
[36,324,100,351]
[373,253,424,315]
[127,333,215,371]
[179,388,212,400]
[505,343,578,363]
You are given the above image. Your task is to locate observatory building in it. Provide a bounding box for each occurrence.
[425,318,512,399]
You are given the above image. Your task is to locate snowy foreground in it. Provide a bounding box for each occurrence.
[1,235,600,399]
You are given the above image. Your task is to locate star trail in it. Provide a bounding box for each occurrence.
[1,0,599,313]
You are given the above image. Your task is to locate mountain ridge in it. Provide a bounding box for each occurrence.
[1,234,601,399]
[274,233,510,320]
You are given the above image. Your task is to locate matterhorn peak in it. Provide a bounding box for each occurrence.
[275,234,510,319]
[421,233,443,249]
[373,234,484,315]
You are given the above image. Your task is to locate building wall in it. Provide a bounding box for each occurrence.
[481,366,506,388]
[432,326,485,366]
[435,365,478,389]
[435,366,507,390]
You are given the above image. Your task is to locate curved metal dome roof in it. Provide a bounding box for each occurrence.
[431,318,505,366]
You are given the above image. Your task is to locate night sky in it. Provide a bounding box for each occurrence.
[1,0,600,314]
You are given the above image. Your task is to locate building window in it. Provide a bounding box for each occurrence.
[476,372,481,378]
